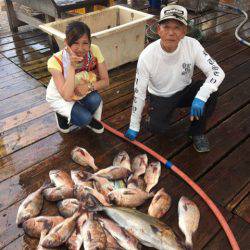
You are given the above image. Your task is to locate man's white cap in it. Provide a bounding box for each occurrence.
[158,5,188,26]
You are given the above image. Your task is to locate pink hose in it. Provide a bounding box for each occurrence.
[101,121,240,250]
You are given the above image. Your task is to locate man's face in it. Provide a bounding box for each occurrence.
[157,19,187,51]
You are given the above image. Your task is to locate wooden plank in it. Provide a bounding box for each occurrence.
[0,72,37,89]
[0,62,21,78]
[1,41,49,59]
[0,87,46,120]
[204,215,250,250]
[10,47,51,65]
[0,57,12,66]
[0,112,57,159]
[171,104,250,181]
[0,34,47,52]
[198,138,250,207]
[233,195,250,223]
[0,102,52,134]
[0,79,41,101]
[0,29,43,46]
[227,183,250,211]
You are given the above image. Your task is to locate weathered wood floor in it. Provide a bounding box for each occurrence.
[0,3,249,250]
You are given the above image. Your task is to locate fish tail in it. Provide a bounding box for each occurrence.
[41,180,53,190]
[185,235,193,249]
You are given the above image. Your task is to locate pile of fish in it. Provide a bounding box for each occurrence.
[16,147,200,250]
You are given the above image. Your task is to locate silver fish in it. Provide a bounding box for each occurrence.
[148,188,171,218]
[108,188,154,207]
[113,179,126,189]
[85,194,183,250]
[23,216,64,238]
[113,151,131,170]
[178,196,200,248]
[71,146,98,171]
[144,161,161,192]
[16,182,50,226]
[58,199,80,217]
[104,228,124,250]
[95,166,131,180]
[131,154,148,177]
[41,212,80,248]
[49,169,74,188]
[43,186,74,201]
[98,216,140,250]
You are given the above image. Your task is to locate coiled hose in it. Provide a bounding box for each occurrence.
[101,121,240,250]
[218,3,250,47]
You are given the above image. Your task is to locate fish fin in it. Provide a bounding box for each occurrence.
[148,192,155,197]
[150,225,160,234]
[23,200,33,209]
[43,221,53,233]
[81,193,104,211]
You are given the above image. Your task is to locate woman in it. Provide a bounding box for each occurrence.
[46,21,109,133]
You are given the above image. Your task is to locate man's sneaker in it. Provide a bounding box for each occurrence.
[55,113,70,133]
[190,134,210,153]
[87,118,104,134]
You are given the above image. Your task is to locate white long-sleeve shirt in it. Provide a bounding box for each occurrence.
[129,36,225,131]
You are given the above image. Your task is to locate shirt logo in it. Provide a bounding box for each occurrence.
[182,63,191,75]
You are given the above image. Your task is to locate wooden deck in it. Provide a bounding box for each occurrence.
[0,2,249,250]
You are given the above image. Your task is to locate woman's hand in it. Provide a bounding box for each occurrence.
[74,81,89,97]
[65,45,83,69]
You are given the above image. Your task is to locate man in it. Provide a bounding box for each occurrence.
[125,4,225,152]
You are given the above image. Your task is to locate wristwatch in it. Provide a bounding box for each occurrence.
[88,82,95,91]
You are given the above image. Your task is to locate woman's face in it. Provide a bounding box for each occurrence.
[70,34,90,57]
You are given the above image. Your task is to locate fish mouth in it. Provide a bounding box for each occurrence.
[49,170,60,175]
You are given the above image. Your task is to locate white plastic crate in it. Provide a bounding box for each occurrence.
[39,5,153,69]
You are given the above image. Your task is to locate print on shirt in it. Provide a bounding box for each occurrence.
[203,50,220,83]
[181,63,191,75]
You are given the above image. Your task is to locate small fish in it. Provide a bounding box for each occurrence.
[148,188,171,218]
[82,213,107,250]
[49,170,74,188]
[41,212,80,248]
[37,221,54,250]
[58,199,80,217]
[71,170,93,188]
[71,146,98,171]
[95,166,131,180]
[66,229,83,250]
[127,175,146,191]
[113,151,131,170]
[89,174,115,196]
[99,216,139,250]
[108,188,154,207]
[74,185,110,207]
[85,194,183,250]
[23,216,64,238]
[178,196,200,248]
[43,186,74,201]
[16,182,50,226]
[144,161,161,192]
[131,154,148,177]
[104,228,124,250]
